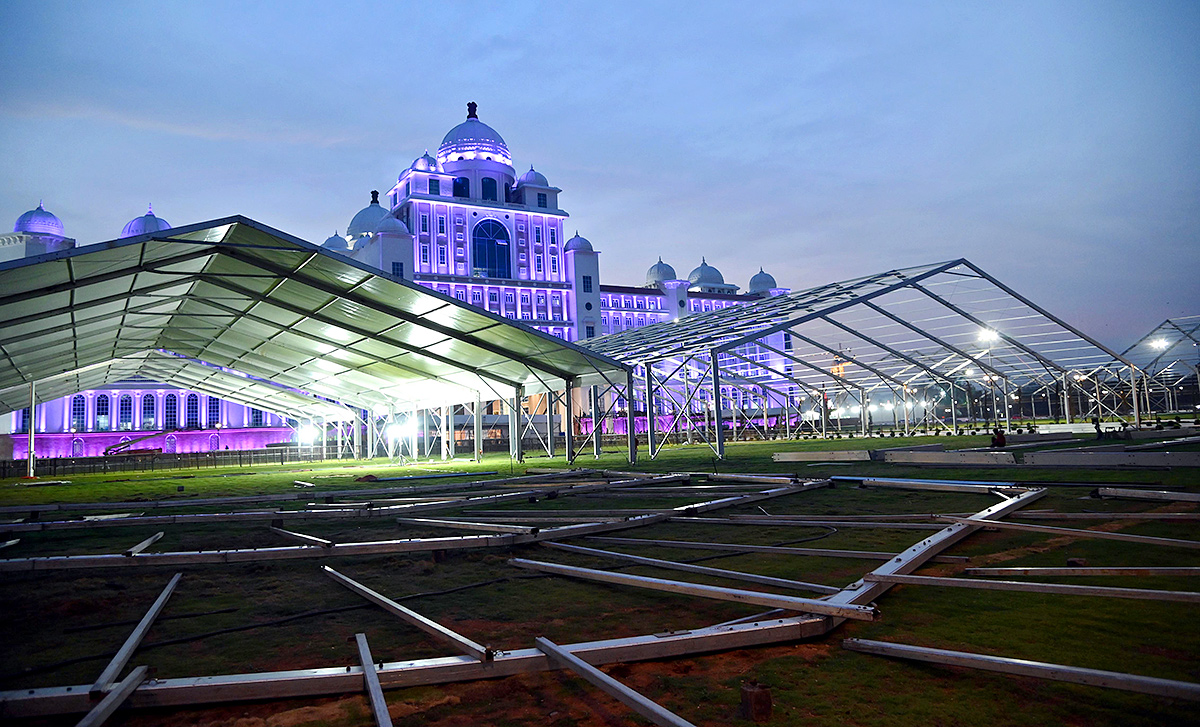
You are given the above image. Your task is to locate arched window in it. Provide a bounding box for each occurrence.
[96,394,110,431]
[208,434,220,451]
[186,394,200,427]
[471,219,511,279]
[142,394,156,429]
[164,434,177,454]
[119,395,133,431]
[481,177,497,201]
[452,177,470,198]
[71,395,86,431]
[251,408,264,427]
[71,438,84,457]
[164,394,178,429]
[208,397,221,428]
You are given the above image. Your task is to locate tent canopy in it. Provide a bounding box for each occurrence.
[0,217,628,417]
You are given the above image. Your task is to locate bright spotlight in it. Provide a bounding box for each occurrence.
[1149,338,1169,350]
[978,329,999,343]
[964,368,975,376]
[298,425,317,444]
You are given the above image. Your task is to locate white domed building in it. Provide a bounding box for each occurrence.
[330,102,788,342]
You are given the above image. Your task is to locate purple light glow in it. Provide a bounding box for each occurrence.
[10,428,293,459]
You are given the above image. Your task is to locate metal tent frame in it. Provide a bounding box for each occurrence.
[580,259,1141,458]
[0,217,633,473]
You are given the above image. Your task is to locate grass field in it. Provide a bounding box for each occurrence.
[1,434,1197,726]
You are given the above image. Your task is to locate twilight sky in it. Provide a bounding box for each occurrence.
[1,1,1196,349]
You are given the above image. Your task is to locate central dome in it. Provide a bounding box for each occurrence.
[436,102,512,166]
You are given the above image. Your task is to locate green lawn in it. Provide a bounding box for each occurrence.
[1,438,1196,726]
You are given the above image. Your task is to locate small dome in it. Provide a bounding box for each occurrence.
[687,258,725,286]
[347,191,389,238]
[374,215,410,236]
[437,102,512,165]
[411,151,439,172]
[518,166,548,187]
[748,267,777,294]
[120,204,171,239]
[646,257,677,285]
[14,203,64,236]
[322,231,350,251]
[564,231,593,253]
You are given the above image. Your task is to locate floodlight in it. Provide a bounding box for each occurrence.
[978,329,999,343]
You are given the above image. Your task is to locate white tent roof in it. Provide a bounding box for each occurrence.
[0,217,627,417]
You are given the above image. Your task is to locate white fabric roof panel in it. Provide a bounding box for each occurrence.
[0,217,627,416]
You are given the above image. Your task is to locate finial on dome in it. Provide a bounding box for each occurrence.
[467,101,478,119]
[702,257,707,264]
[370,190,379,204]
[147,203,154,214]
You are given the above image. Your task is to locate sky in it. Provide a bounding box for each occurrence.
[1,1,1197,350]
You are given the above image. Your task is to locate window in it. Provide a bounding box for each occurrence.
[517,223,525,231]
[119,395,133,431]
[636,299,644,309]
[520,293,530,305]
[456,290,466,301]
[586,325,595,338]
[438,216,446,234]
[420,214,429,233]
[549,229,557,245]
[550,256,558,275]
[553,294,561,306]
[582,275,592,293]
[481,177,497,201]
[638,315,646,326]
[537,293,546,305]
[391,261,404,277]
[164,434,177,454]
[535,255,543,274]
[521,312,531,320]
[142,394,155,428]
[420,245,429,264]
[438,246,447,266]
[456,262,465,275]
[471,219,511,278]
[405,182,410,196]
[518,252,527,262]
[250,408,264,427]
[534,227,542,244]
[428,178,440,195]
[537,192,547,208]
[488,291,499,303]
[208,397,220,427]
[505,292,514,304]
[96,394,110,431]
[186,393,200,427]
[453,177,470,198]
[71,438,84,456]
[208,434,220,452]
[455,232,464,241]
[164,394,178,429]
[472,290,482,303]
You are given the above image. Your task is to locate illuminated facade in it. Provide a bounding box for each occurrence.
[331,103,787,343]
